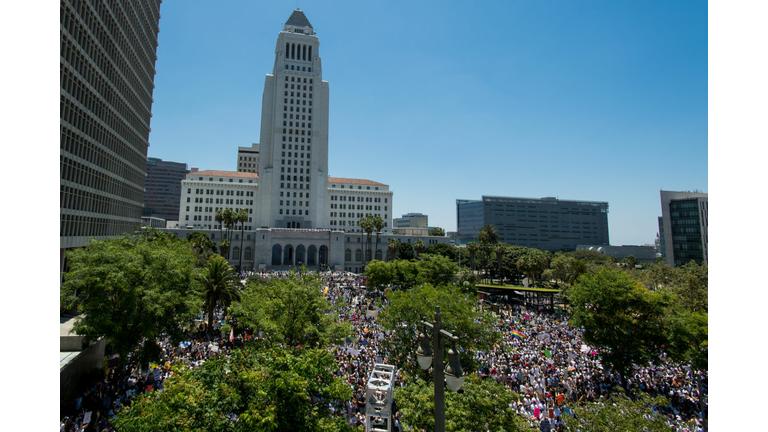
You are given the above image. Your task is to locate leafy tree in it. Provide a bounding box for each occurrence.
[568,249,616,267]
[569,268,672,377]
[672,261,708,313]
[186,231,218,268]
[391,259,420,289]
[516,249,550,286]
[229,270,351,348]
[424,242,458,262]
[563,392,672,432]
[60,232,199,366]
[639,262,675,291]
[398,241,415,260]
[415,254,458,287]
[546,253,588,294]
[394,375,527,432]
[429,227,446,237]
[197,254,242,334]
[114,347,360,432]
[365,259,394,289]
[621,254,639,269]
[665,310,708,371]
[379,283,500,377]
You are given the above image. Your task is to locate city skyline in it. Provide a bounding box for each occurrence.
[145,0,707,245]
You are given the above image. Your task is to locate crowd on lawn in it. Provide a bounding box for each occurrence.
[60,270,706,432]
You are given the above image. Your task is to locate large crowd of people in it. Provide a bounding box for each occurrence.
[60,270,706,432]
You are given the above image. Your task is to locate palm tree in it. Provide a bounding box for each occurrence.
[477,224,499,281]
[388,238,399,262]
[372,215,385,261]
[414,239,426,259]
[494,243,507,284]
[477,224,499,245]
[358,215,373,270]
[218,238,230,260]
[237,208,248,271]
[222,208,236,260]
[467,242,479,272]
[215,209,224,243]
[197,254,241,334]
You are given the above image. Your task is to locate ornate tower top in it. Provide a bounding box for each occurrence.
[284,9,314,35]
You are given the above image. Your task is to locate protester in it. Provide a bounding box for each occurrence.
[60,270,706,432]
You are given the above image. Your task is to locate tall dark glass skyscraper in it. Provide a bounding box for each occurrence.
[143,157,189,222]
[60,0,162,271]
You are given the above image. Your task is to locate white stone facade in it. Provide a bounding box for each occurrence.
[255,10,330,230]
[176,170,258,230]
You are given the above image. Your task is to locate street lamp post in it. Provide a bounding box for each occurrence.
[416,305,464,432]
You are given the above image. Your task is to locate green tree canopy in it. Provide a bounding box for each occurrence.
[394,375,527,432]
[429,227,446,237]
[60,231,200,365]
[397,241,415,260]
[665,309,708,371]
[671,261,708,313]
[379,284,500,377]
[563,392,672,432]
[516,249,550,286]
[229,271,351,348]
[186,231,218,268]
[569,268,673,377]
[113,347,360,432]
[414,253,458,287]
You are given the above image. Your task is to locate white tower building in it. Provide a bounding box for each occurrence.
[255,9,330,229]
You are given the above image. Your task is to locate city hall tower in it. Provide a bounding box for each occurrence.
[255,10,330,229]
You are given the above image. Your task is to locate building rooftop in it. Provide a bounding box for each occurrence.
[188,170,259,179]
[328,177,388,187]
[286,9,312,28]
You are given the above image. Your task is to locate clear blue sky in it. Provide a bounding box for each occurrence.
[146,0,707,245]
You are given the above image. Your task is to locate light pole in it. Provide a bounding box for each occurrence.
[416,305,464,432]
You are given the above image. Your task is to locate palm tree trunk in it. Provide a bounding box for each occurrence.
[239,222,244,271]
[208,303,215,335]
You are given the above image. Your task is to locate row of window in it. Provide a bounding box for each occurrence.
[61,154,144,204]
[285,64,312,72]
[61,212,139,238]
[285,75,313,84]
[60,124,145,195]
[279,209,309,216]
[61,92,147,179]
[61,51,149,150]
[61,1,157,116]
[189,189,254,196]
[192,177,255,183]
[331,195,388,202]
